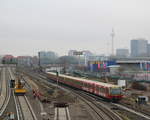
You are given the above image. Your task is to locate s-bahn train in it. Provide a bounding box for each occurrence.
[47,72,123,102]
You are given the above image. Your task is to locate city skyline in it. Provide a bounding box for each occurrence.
[0,0,150,56]
[0,38,149,57]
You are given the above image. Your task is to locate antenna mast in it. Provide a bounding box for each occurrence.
[110,28,115,56]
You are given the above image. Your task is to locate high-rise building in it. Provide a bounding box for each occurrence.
[38,51,58,65]
[68,50,77,56]
[17,56,32,66]
[131,39,148,57]
[147,44,150,57]
[116,49,129,57]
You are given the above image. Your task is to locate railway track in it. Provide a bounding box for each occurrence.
[53,82,122,120]
[15,95,37,120]
[0,68,3,97]
[21,70,123,120]
[0,67,11,116]
[112,103,150,120]
[9,68,37,120]
[37,71,150,120]
[54,107,71,120]
[74,91,122,120]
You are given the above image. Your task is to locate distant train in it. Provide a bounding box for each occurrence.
[47,72,123,102]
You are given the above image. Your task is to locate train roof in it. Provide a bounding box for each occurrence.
[47,72,120,88]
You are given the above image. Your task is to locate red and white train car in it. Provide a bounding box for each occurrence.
[47,72,123,101]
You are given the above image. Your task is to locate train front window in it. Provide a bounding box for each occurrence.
[110,88,121,95]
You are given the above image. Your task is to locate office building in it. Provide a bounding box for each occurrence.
[38,51,58,65]
[17,56,31,66]
[116,49,129,57]
[147,44,150,57]
[68,50,78,56]
[131,39,148,57]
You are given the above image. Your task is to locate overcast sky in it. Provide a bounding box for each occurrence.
[0,0,150,56]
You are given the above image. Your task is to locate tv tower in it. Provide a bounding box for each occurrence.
[110,28,115,56]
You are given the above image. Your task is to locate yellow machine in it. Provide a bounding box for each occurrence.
[14,76,26,95]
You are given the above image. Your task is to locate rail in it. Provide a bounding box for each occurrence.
[16,96,37,120]
[9,68,37,120]
[0,67,11,116]
[112,103,150,120]
[22,70,123,120]
[54,107,71,120]
[74,91,122,120]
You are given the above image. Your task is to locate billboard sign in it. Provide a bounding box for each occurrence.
[73,51,83,55]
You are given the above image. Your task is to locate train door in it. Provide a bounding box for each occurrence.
[96,85,100,95]
[87,83,90,92]
[102,87,107,97]
[82,81,85,90]
[93,83,96,94]
[89,83,91,92]
[108,87,111,96]
[83,82,87,92]
[79,81,82,89]
[88,82,93,92]
[89,83,92,92]
[103,87,107,97]
[83,82,88,91]
[105,87,109,97]
[99,86,105,97]
[91,83,94,93]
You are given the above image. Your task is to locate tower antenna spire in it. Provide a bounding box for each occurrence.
[110,28,115,56]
